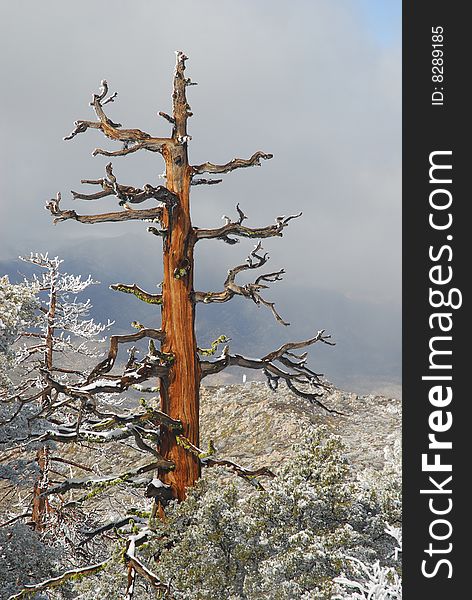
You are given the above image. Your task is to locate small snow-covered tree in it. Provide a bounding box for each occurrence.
[18,253,111,531]
[1,254,110,532]
[0,522,62,600]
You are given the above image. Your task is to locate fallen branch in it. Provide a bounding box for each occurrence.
[124,529,171,594]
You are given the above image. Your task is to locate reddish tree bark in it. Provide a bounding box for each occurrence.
[31,445,52,532]
[159,61,201,498]
[45,51,334,509]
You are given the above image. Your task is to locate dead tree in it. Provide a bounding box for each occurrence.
[44,51,335,504]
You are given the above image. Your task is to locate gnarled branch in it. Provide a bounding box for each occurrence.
[64,80,170,157]
[73,163,178,208]
[46,193,163,225]
[192,151,273,175]
[200,330,341,414]
[194,242,289,326]
[39,348,170,399]
[194,205,301,245]
[88,326,165,381]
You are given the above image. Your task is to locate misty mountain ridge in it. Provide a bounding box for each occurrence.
[0,233,401,397]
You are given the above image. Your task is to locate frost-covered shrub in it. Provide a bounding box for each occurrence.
[130,426,398,600]
[0,522,61,600]
[0,276,37,355]
[333,525,402,599]
[0,275,37,390]
[357,439,402,526]
[3,423,403,600]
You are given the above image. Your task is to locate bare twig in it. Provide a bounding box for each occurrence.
[49,456,94,473]
[200,331,341,414]
[0,511,31,529]
[194,242,289,325]
[177,436,275,489]
[64,79,171,157]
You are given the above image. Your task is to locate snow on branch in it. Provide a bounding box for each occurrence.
[79,513,148,543]
[124,529,171,594]
[41,460,173,498]
[194,203,301,245]
[7,560,109,599]
[72,163,179,209]
[87,326,165,380]
[24,415,165,449]
[33,330,170,403]
[45,192,164,225]
[200,330,340,414]
[192,151,273,175]
[194,242,289,325]
[90,405,182,433]
[191,177,223,186]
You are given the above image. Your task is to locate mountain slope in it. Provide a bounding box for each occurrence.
[200,381,401,472]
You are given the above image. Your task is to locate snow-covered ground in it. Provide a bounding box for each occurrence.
[200,381,401,472]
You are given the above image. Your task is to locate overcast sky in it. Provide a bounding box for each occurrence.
[0,1,401,391]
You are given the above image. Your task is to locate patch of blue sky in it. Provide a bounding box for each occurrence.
[356,0,401,47]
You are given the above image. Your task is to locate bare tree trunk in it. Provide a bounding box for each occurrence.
[159,55,201,501]
[31,445,52,532]
[32,268,56,530]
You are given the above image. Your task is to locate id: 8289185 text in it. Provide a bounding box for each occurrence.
[431,26,444,106]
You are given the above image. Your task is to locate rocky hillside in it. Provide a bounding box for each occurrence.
[200,381,401,472]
